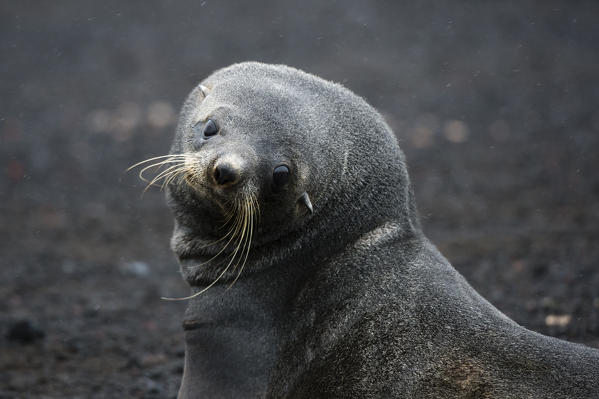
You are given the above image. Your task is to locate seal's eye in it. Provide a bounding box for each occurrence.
[203,119,218,137]
[273,165,290,187]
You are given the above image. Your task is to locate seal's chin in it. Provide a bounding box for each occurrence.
[164,189,260,300]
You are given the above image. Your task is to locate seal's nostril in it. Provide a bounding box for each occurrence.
[213,163,238,186]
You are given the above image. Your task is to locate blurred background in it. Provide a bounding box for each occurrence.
[1,1,598,397]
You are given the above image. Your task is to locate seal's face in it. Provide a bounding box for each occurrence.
[131,67,329,288]
[169,80,315,238]
[132,62,413,288]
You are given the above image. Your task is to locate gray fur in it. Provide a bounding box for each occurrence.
[166,62,599,398]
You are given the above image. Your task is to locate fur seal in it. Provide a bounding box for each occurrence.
[136,62,599,398]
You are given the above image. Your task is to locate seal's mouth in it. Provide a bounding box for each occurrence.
[176,192,259,298]
[128,153,260,298]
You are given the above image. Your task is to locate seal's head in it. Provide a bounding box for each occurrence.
[135,62,419,288]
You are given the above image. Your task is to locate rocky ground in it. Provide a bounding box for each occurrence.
[1,1,598,397]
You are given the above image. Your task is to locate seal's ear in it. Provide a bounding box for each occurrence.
[199,84,211,98]
[299,192,313,214]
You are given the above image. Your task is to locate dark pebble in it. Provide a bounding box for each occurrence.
[6,320,45,344]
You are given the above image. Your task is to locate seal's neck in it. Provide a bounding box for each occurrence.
[178,259,303,398]
[177,220,420,398]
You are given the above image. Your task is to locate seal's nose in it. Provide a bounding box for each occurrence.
[213,162,239,186]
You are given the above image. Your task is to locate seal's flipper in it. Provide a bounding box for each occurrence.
[299,192,313,213]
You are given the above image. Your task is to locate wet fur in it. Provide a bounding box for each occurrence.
[153,62,598,398]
